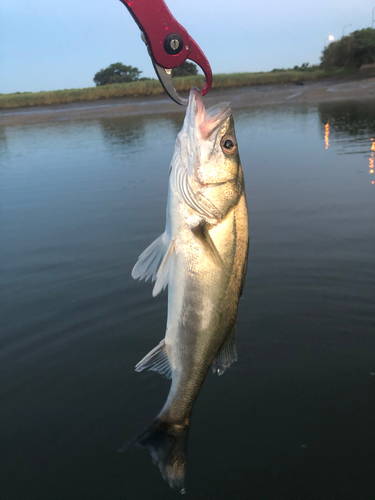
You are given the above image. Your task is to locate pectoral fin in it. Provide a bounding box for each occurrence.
[212,325,237,376]
[191,221,224,269]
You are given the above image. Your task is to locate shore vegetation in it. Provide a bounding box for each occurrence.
[93,63,143,86]
[321,28,375,69]
[0,67,357,110]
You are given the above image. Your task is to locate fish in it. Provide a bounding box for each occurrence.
[129,87,249,492]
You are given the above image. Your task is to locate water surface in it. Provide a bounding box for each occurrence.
[1,100,375,499]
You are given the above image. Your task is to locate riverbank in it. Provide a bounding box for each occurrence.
[1,76,375,127]
[0,68,357,111]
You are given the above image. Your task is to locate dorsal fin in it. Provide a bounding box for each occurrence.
[152,239,175,297]
[135,340,172,379]
[132,232,170,283]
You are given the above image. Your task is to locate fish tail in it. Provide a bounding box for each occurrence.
[122,419,189,493]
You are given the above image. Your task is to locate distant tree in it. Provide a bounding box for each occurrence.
[293,62,310,71]
[93,63,142,86]
[272,63,319,73]
[321,28,375,69]
[172,61,198,77]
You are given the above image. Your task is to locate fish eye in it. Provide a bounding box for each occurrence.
[221,136,237,155]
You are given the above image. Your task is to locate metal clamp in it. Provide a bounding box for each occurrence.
[119,0,212,105]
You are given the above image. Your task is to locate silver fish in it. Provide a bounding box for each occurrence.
[130,87,249,492]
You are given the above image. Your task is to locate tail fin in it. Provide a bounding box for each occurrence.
[122,419,189,493]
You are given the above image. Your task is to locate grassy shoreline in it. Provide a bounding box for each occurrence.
[0,68,357,110]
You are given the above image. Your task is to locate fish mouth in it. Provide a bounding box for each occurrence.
[189,88,231,140]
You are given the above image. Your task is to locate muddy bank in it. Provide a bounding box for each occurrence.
[1,77,375,127]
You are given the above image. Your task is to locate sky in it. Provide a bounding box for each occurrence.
[0,0,374,94]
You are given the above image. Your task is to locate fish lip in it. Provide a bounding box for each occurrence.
[189,87,203,101]
[188,88,231,140]
[189,87,205,122]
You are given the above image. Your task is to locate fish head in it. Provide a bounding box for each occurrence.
[182,87,241,187]
[174,88,243,222]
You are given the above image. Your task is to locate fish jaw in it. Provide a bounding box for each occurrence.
[180,88,231,181]
[187,87,231,141]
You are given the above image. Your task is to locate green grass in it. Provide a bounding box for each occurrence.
[0,68,356,110]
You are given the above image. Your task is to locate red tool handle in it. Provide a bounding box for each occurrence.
[119,0,212,96]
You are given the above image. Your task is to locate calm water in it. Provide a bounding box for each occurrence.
[1,100,375,500]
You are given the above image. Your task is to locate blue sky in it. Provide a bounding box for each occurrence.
[0,0,374,94]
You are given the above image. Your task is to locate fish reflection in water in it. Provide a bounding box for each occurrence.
[123,88,249,492]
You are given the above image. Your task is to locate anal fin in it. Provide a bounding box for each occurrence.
[135,340,172,379]
[212,325,237,376]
